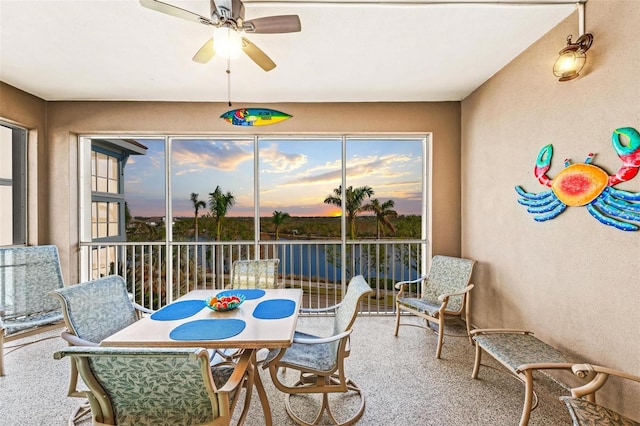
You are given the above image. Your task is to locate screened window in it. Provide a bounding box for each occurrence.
[81,135,427,243]
[0,122,27,246]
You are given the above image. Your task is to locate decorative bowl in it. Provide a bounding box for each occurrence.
[205,294,246,312]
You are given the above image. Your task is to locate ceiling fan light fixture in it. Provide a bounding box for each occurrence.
[213,27,243,59]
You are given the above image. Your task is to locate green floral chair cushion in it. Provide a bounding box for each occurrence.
[561,397,640,426]
[52,275,137,344]
[472,332,569,371]
[420,255,475,312]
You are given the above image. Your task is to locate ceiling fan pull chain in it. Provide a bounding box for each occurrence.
[227,56,232,107]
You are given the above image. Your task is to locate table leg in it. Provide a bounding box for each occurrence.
[253,351,273,426]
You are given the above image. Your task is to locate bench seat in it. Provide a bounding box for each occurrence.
[471,328,575,426]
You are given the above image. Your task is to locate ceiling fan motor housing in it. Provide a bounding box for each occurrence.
[212,0,245,24]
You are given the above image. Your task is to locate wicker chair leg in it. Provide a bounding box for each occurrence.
[68,400,91,426]
[284,377,365,426]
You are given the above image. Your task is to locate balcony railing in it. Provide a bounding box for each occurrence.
[79,240,428,314]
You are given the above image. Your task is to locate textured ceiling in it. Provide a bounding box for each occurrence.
[0,0,577,102]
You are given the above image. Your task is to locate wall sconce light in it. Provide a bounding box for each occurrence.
[553,3,593,82]
[553,33,593,81]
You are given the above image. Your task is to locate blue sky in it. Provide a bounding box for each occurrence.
[124,138,423,218]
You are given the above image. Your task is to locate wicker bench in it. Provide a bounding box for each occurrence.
[471,329,575,426]
[0,245,65,376]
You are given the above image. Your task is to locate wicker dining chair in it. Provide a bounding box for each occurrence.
[262,275,374,426]
[394,255,476,359]
[54,346,251,426]
[50,275,153,425]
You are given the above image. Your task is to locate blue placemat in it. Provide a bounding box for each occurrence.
[217,289,266,300]
[169,319,246,341]
[253,299,296,320]
[150,300,205,321]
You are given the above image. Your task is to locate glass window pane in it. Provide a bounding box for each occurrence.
[0,126,12,180]
[108,202,118,222]
[259,138,341,240]
[96,176,108,192]
[122,139,165,242]
[346,138,423,240]
[98,223,107,238]
[96,202,107,223]
[108,223,118,236]
[0,186,12,246]
[170,138,254,242]
[108,156,119,193]
[96,152,108,178]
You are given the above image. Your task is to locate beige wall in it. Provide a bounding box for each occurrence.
[462,0,640,418]
[1,94,461,287]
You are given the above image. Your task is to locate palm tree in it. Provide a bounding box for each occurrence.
[190,193,206,242]
[324,185,374,239]
[272,210,290,240]
[208,186,235,241]
[363,198,398,239]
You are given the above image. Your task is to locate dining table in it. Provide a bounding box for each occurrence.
[101,287,303,426]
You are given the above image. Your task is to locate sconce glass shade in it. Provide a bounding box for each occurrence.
[553,50,587,81]
[553,33,593,82]
[213,27,243,59]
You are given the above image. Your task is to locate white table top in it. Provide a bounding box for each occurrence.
[101,288,303,350]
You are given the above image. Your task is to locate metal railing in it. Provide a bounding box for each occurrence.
[79,239,427,314]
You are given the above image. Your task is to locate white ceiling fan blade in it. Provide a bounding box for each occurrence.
[139,0,214,26]
[192,38,216,64]
[242,37,276,71]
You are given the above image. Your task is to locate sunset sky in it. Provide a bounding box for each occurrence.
[124,137,424,218]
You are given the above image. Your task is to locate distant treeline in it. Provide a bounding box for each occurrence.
[127,215,422,242]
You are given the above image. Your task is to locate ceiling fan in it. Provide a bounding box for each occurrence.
[139,0,301,71]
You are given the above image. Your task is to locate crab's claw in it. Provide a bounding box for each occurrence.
[534,144,553,187]
[609,127,640,186]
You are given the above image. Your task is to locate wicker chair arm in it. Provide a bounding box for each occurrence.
[293,329,352,345]
[300,303,343,314]
[470,328,533,336]
[60,331,100,347]
[568,363,640,399]
[132,302,154,315]
[515,362,574,374]
[394,275,427,290]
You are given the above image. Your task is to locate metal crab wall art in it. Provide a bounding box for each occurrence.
[515,127,640,231]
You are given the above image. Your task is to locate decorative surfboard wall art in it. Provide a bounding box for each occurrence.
[515,127,640,231]
[220,108,292,126]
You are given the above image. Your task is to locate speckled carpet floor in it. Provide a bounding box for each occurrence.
[0,316,573,425]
